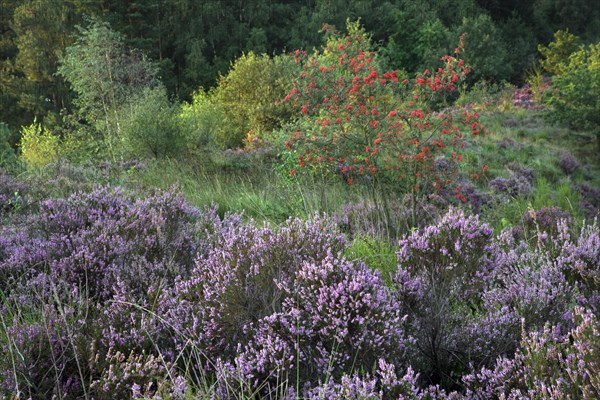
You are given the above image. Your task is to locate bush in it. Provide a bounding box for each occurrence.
[284,21,485,237]
[0,123,17,168]
[19,120,62,168]
[538,30,582,76]
[0,173,29,216]
[392,208,497,384]
[121,85,184,158]
[0,303,89,399]
[304,361,448,399]
[464,307,600,399]
[457,14,512,83]
[160,215,347,362]
[488,174,532,198]
[209,52,295,148]
[177,90,221,155]
[544,39,600,148]
[90,348,188,399]
[57,20,159,160]
[235,254,407,387]
[0,186,205,302]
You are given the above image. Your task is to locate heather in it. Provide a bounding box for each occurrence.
[1,9,600,400]
[1,181,599,399]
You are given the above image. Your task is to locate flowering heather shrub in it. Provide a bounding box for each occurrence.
[0,186,207,302]
[90,347,188,400]
[305,360,453,399]
[392,208,496,384]
[0,186,254,399]
[0,304,88,399]
[558,151,581,175]
[552,220,600,311]
[334,193,446,239]
[488,174,532,198]
[160,214,409,394]
[467,219,599,370]
[577,182,600,219]
[160,214,347,361]
[463,307,600,399]
[95,279,172,360]
[2,181,599,398]
[497,137,523,150]
[235,255,407,386]
[524,206,572,238]
[478,246,577,359]
[506,162,536,184]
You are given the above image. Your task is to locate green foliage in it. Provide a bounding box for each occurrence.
[209,52,295,149]
[415,18,452,70]
[538,30,582,75]
[178,90,220,156]
[533,0,600,42]
[19,120,62,169]
[458,14,512,82]
[345,236,397,283]
[525,64,548,104]
[0,123,17,168]
[2,0,600,131]
[543,38,600,143]
[0,0,86,128]
[499,15,537,82]
[120,85,183,159]
[455,80,504,109]
[57,20,159,158]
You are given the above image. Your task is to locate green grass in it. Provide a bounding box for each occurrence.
[125,157,362,224]
[464,105,599,232]
[344,236,398,284]
[6,90,599,239]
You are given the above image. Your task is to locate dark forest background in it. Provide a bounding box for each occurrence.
[2,0,599,132]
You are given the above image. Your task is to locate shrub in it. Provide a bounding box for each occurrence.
[392,208,496,384]
[121,85,184,158]
[209,52,295,148]
[478,239,577,360]
[551,220,600,311]
[160,214,347,362]
[235,254,407,387]
[90,347,188,399]
[464,307,600,399]
[0,186,205,302]
[577,182,600,219]
[538,30,582,76]
[488,174,532,198]
[523,206,573,238]
[390,210,596,390]
[285,21,478,192]
[159,213,412,394]
[0,123,17,168]
[0,173,29,216]
[542,34,600,149]
[177,89,221,155]
[284,21,486,236]
[0,303,89,399]
[558,151,581,175]
[19,120,62,168]
[305,361,451,399]
[57,20,159,159]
